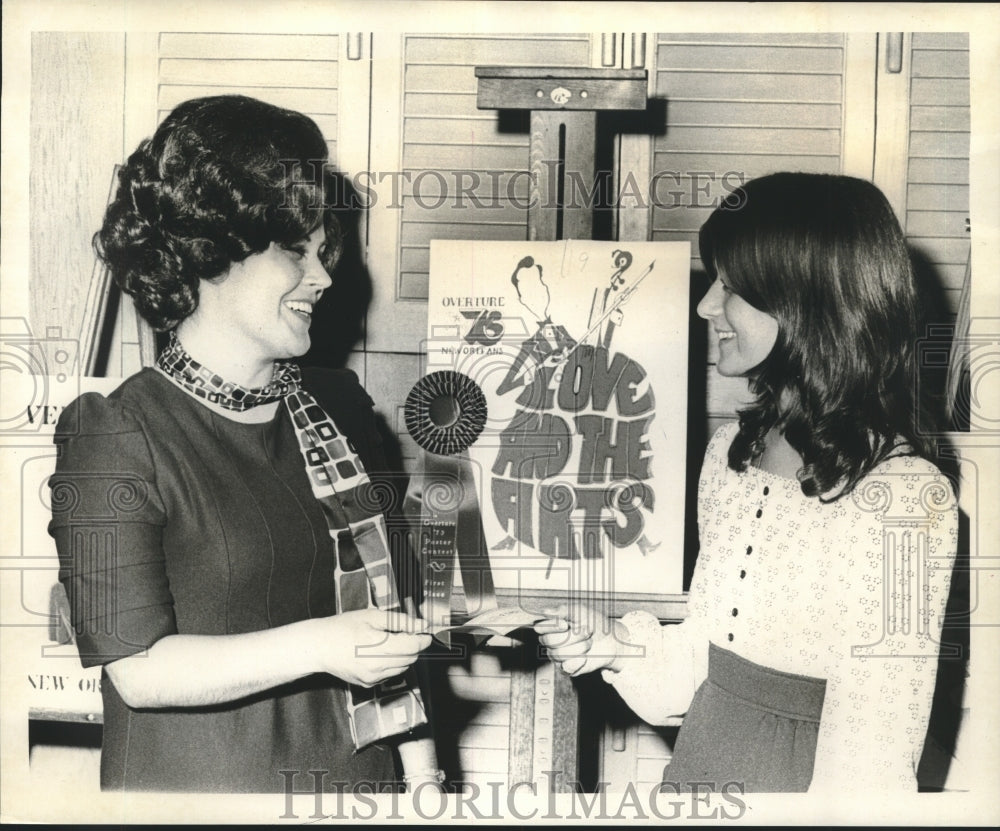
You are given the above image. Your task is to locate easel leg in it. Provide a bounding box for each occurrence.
[508,653,536,785]
[549,665,580,791]
[507,645,580,792]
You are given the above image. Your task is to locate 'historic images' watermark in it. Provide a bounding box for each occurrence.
[277,769,748,821]
[279,161,747,212]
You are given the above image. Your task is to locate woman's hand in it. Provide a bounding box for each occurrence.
[314,608,432,688]
[534,605,627,677]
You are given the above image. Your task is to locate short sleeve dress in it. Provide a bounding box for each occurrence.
[604,422,958,792]
[48,367,401,792]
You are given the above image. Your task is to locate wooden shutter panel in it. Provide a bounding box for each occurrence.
[396,34,592,301]
[157,33,340,165]
[905,33,970,316]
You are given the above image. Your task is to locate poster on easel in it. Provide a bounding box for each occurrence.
[417,239,690,604]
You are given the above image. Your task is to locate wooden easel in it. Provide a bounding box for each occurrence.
[474,66,649,793]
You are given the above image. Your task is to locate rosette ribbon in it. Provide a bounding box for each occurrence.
[404,371,497,644]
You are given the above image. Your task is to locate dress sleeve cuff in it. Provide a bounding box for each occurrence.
[600,611,700,723]
[601,610,663,682]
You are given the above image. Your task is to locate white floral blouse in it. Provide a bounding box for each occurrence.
[605,422,958,791]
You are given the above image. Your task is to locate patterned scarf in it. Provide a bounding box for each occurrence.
[157,333,427,748]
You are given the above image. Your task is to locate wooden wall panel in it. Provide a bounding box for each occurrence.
[159,32,340,61]
[361,350,421,467]
[29,32,126,348]
[655,71,843,102]
[403,34,590,66]
[656,43,845,73]
[656,32,845,46]
[159,58,337,88]
[905,33,971,319]
[157,32,340,165]
[157,85,339,121]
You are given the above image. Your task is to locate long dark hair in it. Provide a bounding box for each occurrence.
[699,172,935,499]
[96,95,342,331]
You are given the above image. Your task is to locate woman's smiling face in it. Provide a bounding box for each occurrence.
[197,225,332,367]
[696,272,779,377]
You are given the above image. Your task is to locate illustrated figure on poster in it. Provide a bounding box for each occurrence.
[590,248,631,348]
[495,255,576,400]
[490,249,660,560]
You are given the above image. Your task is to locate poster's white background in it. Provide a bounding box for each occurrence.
[2,1,998,825]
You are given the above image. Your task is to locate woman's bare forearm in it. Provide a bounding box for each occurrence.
[105,618,324,708]
[106,610,430,709]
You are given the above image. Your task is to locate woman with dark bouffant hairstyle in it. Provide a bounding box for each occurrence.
[49,95,441,793]
[96,95,344,333]
[536,173,958,793]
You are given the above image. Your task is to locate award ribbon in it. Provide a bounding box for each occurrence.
[405,371,497,643]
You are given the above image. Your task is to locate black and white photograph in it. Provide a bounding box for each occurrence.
[1,1,998,824]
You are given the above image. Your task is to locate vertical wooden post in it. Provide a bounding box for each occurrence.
[507,657,537,784]
[528,110,596,242]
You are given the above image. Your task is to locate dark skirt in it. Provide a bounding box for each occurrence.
[662,642,826,793]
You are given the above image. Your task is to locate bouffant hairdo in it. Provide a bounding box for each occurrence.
[698,172,934,500]
[95,95,342,331]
